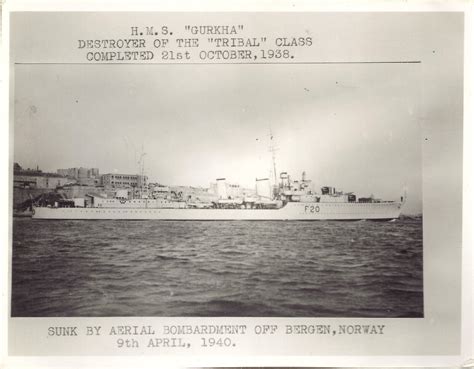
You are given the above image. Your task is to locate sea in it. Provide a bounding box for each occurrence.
[11,217,423,317]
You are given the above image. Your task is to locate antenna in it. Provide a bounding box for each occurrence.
[267,127,279,186]
[139,153,147,177]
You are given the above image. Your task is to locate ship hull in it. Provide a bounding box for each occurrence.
[32,202,403,220]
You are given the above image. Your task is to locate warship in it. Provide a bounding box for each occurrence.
[32,170,405,220]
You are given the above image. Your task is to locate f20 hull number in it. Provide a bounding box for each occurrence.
[304,205,320,213]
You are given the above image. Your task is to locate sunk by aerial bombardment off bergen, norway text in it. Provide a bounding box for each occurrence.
[46,323,386,350]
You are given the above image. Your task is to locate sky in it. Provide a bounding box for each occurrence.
[11,12,465,215]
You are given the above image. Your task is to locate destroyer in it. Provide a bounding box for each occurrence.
[32,171,405,220]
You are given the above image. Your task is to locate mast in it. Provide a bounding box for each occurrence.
[137,145,147,199]
[268,128,279,194]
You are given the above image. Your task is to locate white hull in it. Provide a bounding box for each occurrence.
[32,202,403,220]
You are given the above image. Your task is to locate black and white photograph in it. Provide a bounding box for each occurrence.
[4,7,468,362]
[12,60,424,317]
[10,12,431,319]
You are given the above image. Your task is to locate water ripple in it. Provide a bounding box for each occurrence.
[12,217,423,317]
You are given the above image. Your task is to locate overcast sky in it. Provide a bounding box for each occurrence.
[12,12,465,215]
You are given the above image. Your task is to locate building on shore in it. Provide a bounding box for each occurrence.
[13,163,72,207]
[101,173,148,189]
[57,167,100,186]
[58,184,112,200]
[14,163,70,189]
